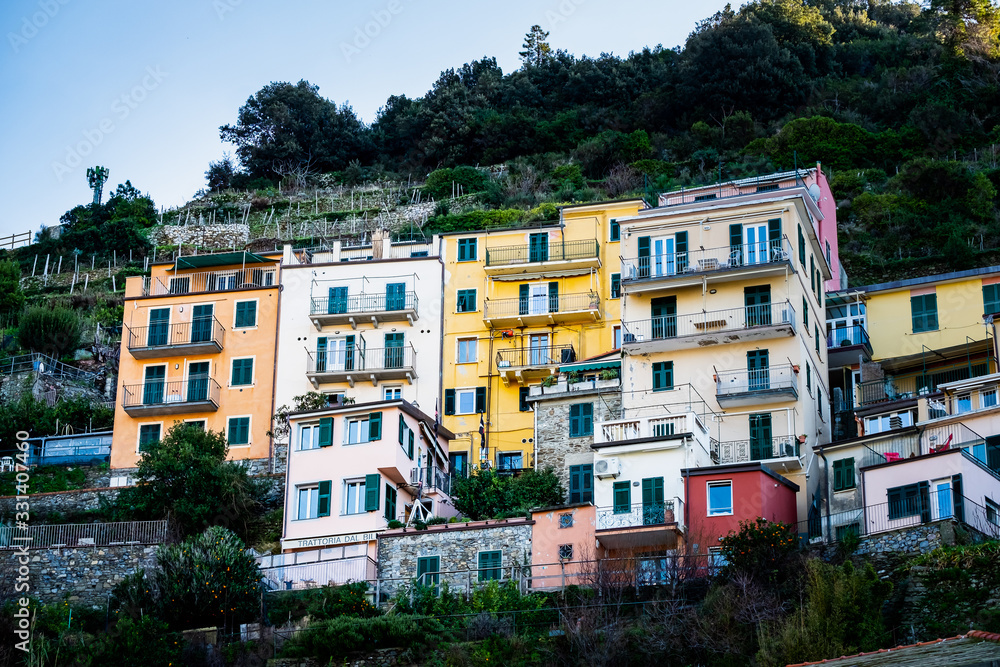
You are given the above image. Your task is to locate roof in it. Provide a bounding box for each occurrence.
[558,350,621,374]
[558,197,647,212]
[787,631,1000,666]
[173,251,275,270]
[832,265,1000,297]
[288,398,455,441]
[681,462,800,491]
[530,501,594,513]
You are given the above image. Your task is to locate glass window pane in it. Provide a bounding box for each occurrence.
[458,390,475,414]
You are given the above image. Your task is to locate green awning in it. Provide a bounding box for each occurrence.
[173,251,274,270]
[558,360,620,374]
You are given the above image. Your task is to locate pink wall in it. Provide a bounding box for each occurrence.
[530,504,597,590]
[684,468,799,554]
[806,165,842,291]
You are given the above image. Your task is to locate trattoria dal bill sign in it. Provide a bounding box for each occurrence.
[284,532,378,549]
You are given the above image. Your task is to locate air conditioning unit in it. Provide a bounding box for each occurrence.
[561,348,576,364]
[623,333,636,344]
[594,457,621,478]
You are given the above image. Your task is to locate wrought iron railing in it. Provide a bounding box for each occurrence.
[122,378,222,408]
[0,520,168,550]
[484,292,601,319]
[826,324,872,353]
[126,317,225,350]
[658,171,807,207]
[143,267,276,296]
[0,353,95,381]
[859,433,921,468]
[306,345,416,374]
[858,363,990,406]
[716,364,797,398]
[598,413,702,443]
[411,466,451,494]
[309,291,418,317]
[496,344,575,369]
[257,553,377,591]
[485,239,599,266]
[596,499,679,530]
[623,301,795,343]
[622,238,794,283]
[711,436,799,464]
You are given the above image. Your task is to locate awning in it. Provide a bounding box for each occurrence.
[558,359,620,374]
[173,251,275,270]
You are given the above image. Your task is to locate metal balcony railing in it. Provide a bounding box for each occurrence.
[122,377,221,409]
[143,267,276,296]
[859,433,921,469]
[596,499,679,530]
[411,466,451,495]
[622,301,795,343]
[622,238,794,283]
[306,345,416,374]
[711,436,800,464]
[310,291,418,317]
[659,171,807,207]
[484,292,601,319]
[827,325,872,353]
[485,239,599,266]
[0,520,169,550]
[716,364,797,397]
[496,344,575,369]
[126,317,225,350]
[857,363,990,407]
[597,412,702,443]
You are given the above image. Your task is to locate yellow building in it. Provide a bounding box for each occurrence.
[110,251,281,473]
[439,199,646,474]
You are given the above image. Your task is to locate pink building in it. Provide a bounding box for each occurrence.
[529,503,598,590]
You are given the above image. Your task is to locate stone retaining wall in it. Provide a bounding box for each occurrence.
[152,223,250,249]
[0,487,120,520]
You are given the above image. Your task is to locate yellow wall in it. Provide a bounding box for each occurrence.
[111,260,281,468]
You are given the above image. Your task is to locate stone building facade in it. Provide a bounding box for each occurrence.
[376,519,533,599]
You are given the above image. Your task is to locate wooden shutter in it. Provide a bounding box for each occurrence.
[364,474,380,511]
[569,405,580,436]
[611,273,620,298]
[318,417,333,448]
[344,335,355,370]
[610,218,619,241]
[845,458,855,490]
[444,389,455,415]
[729,224,742,260]
[638,236,650,278]
[475,387,486,413]
[582,403,593,435]
[642,477,664,505]
[408,430,414,459]
[519,284,529,315]
[767,218,781,250]
[548,282,559,313]
[384,485,396,522]
[798,224,806,264]
[398,414,405,444]
[368,412,382,440]
[613,481,631,513]
[952,474,964,522]
[569,465,582,503]
[803,296,809,327]
[675,231,688,272]
[317,480,331,517]
[478,551,501,581]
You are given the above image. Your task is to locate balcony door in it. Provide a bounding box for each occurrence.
[749,413,772,460]
[385,333,404,368]
[747,350,770,391]
[191,305,213,343]
[328,286,348,314]
[744,223,769,265]
[827,301,867,346]
[744,286,772,327]
[641,477,665,525]
[651,237,676,277]
[529,334,549,366]
[147,308,169,347]
[651,296,677,339]
[529,233,549,262]
[142,365,166,405]
[187,362,210,402]
[386,283,406,311]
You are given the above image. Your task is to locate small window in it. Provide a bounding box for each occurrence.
[815,325,820,353]
[231,358,254,386]
[558,544,574,560]
[558,513,573,528]
[234,300,257,328]
[478,550,502,581]
[652,361,673,392]
[345,413,382,444]
[385,484,397,522]
[456,289,477,313]
[297,485,320,520]
[982,388,998,409]
[416,555,441,592]
[457,388,476,414]
[610,273,621,299]
[987,498,999,525]
[569,403,594,437]
[825,240,831,264]
[835,523,859,542]
[957,394,973,414]
[228,417,250,446]
[707,481,733,516]
[384,386,402,400]
[138,424,161,452]
[887,482,927,520]
[833,458,855,491]
[299,424,318,451]
[984,284,1000,316]
[806,363,811,393]
[910,293,938,333]
[708,547,727,569]
[609,218,620,242]
[457,238,477,262]
[457,338,478,364]
[568,464,593,503]
[519,386,531,412]
[613,326,621,350]
[803,296,809,328]
[613,480,631,514]
[498,452,522,471]
[344,480,366,515]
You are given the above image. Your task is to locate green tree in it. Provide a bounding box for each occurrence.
[719,517,802,590]
[16,305,82,357]
[450,467,563,520]
[520,24,553,67]
[205,153,237,190]
[86,165,109,205]
[0,260,24,321]
[924,0,1000,59]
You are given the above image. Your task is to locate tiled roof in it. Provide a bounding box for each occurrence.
[786,631,1000,666]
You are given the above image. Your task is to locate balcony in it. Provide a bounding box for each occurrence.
[827,325,873,367]
[495,344,574,385]
[484,239,600,278]
[411,466,452,495]
[483,292,602,328]
[710,436,802,470]
[142,266,276,296]
[857,362,990,408]
[305,345,416,387]
[595,412,707,446]
[595,499,683,550]
[621,238,794,293]
[122,378,221,417]
[622,301,795,354]
[716,364,798,407]
[125,318,225,359]
[309,292,418,329]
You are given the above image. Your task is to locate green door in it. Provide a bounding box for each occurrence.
[143,366,166,405]
[416,556,440,592]
[316,338,328,372]
[191,305,213,343]
[651,296,677,339]
[641,477,665,525]
[749,413,772,460]
[385,333,404,368]
[529,233,548,262]
[187,362,210,402]
[748,350,770,391]
[328,286,348,314]
[744,286,771,327]
[147,308,170,347]
[386,283,406,311]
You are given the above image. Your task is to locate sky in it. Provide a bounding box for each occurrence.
[0,0,731,240]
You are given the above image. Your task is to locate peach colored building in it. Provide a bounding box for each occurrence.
[529,503,598,590]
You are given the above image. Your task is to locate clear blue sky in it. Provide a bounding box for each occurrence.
[0,0,730,239]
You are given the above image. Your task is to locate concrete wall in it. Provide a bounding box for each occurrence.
[529,504,597,589]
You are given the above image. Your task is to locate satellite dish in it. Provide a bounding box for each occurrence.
[808,184,821,202]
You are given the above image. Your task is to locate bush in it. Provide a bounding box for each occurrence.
[423,166,490,200]
[0,260,24,321]
[74,616,183,667]
[450,467,564,520]
[719,518,801,593]
[16,305,82,357]
[280,614,445,662]
[266,582,379,625]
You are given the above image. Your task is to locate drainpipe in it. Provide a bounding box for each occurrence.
[817,444,831,540]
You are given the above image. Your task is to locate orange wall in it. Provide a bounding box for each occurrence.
[530,504,598,589]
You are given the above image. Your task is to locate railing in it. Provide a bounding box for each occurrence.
[858,363,990,407]
[121,378,222,408]
[923,422,985,453]
[496,344,575,369]
[126,317,225,350]
[142,266,276,296]
[859,433,921,468]
[484,292,601,320]
[305,345,416,374]
[0,520,168,550]
[485,239,599,266]
[658,171,807,207]
[411,466,451,495]
[309,291,418,316]
[622,238,794,283]
[711,436,799,464]
[623,301,795,343]
[34,434,113,466]
[716,364,797,398]
[0,353,96,381]
[338,243,433,261]
[826,325,872,353]
[258,554,377,591]
[596,499,679,531]
[597,412,703,443]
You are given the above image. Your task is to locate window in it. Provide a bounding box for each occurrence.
[345,412,382,444]
[984,283,1000,316]
[417,556,441,592]
[610,273,621,298]
[568,464,593,503]
[234,300,257,328]
[457,238,477,262]
[384,484,397,522]
[478,550,502,581]
[798,224,806,264]
[569,403,594,437]
[613,325,621,350]
[835,523,860,542]
[519,387,531,412]
[558,544,574,560]
[344,480,366,515]
[957,394,973,414]
[498,452,522,471]
[815,325,821,353]
[613,481,631,514]
[910,293,938,333]
[987,498,999,525]
[450,453,469,478]
[457,338,477,364]
[446,387,485,415]
[806,363,811,393]
[231,358,254,386]
[609,218,620,242]
[384,386,402,400]
[708,547,727,569]
[833,458,855,491]
[228,417,250,446]
[297,481,330,520]
[138,424,161,452]
[299,424,318,451]
[652,361,673,392]
[558,513,574,528]
[456,289,477,313]
[864,410,914,434]
[825,240,831,264]
[184,420,206,431]
[803,296,809,328]
[707,481,733,516]
[982,388,998,409]
[887,482,928,520]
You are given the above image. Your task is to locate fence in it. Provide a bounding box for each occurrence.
[126,317,226,350]
[0,230,32,250]
[410,466,451,494]
[711,436,799,464]
[309,291,418,317]
[622,238,794,283]
[658,171,807,207]
[623,301,795,343]
[485,239,599,266]
[858,363,990,407]
[257,553,377,591]
[142,266,277,296]
[306,345,416,375]
[0,520,168,549]
[0,353,96,381]
[496,344,575,368]
[716,364,797,398]
[484,292,601,320]
[121,378,222,409]
[595,500,680,531]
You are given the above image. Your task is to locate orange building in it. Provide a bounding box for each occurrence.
[110,251,281,472]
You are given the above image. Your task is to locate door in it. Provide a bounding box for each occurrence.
[651,296,677,339]
[386,283,406,311]
[147,308,170,347]
[744,223,768,265]
[450,452,468,478]
[569,464,593,503]
[936,482,952,519]
[384,333,404,369]
[528,283,549,315]
[529,233,549,262]
[637,236,650,278]
[142,366,166,405]
[529,334,549,366]
[641,477,665,525]
[187,362,210,402]
[652,237,676,277]
[749,413,772,461]
[747,350,770,391]
[416,556,440,592]
[328,286,348,314]
[744,286,772,327]
[190,305,213,343]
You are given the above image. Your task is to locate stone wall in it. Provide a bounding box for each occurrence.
[152,223,250,249]
[376,519,533,599]
[0,487,120,520]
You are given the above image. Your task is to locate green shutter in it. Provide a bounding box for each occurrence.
[569,404,580,436]
[237,301,257,328]
[985,284,1000,316]
[519,387,530,412]
[408,430,414,459]
[676,231,688,272]
[637,236,650,278]
[611,273,621,298]
[385,484,396,522]
[730,224,742,259]
[642,477,665,506]
[368,412,382,440]
[318,417,333,447]
[806,363,811,390]
[318,480,332,517]
[365,473,380,511]
[478,551,502,581]
[548,282,559,313]
[803,296,809,327]
[767,218,781,247]
[845,459,855,490]
[653,361,673,391]
[613,481,631,513]
[638,236,650,258]
[911,294,938,333]
[519,284,529,315]
[475,386,486,413]
[610,219,620,241]
[444,389,455,415]
[798,224,806,264]
[398,414,405,444]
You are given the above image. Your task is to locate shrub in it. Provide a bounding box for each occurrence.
[75,616,183,667]
[719,517,801,592]
[450,467,563,520]
[423,166,490,200]
[280,614,445,662]
[17,305,82,357]
[0,260,24,321]
[266,582,379,625]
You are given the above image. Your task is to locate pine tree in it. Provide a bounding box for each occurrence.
[519,24,552,67]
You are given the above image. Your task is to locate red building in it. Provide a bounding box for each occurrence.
[682,462,799,562]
